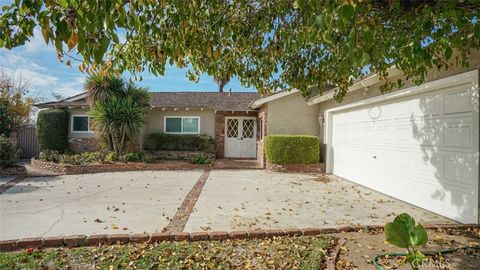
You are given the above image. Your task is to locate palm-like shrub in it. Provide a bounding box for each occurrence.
[84,75,126,107]
[90,83,150,154]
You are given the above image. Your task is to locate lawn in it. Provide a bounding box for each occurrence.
[0,236,334,270]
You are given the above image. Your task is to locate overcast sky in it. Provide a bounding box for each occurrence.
[0,24,254,102]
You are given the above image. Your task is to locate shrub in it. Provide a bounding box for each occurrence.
[0,134,21,167]
[37,109,69,152]
[38,150,156,165]
[145,133,215,151]
[192,156,212,164]
[265,135,319,164]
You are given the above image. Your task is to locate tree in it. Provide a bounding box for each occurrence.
[89,78,150,155]
[0,70,34,135]
[1,1,478,101]
[214,76,230,93]
[84,75,125,107]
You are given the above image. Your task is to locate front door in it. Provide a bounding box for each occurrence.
[224,117,257,158]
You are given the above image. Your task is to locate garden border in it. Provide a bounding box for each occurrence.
[30,158,212,175]
[0,224,476,251]
[266,162,326,173]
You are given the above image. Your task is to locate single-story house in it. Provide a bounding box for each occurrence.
[36,52,479,224]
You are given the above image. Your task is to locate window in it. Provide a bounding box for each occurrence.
[164,116,200,134]
[71,115,94,132]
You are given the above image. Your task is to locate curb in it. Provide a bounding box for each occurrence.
[0,175,25,194]
[324,238,347,270]
[0,224,476,252]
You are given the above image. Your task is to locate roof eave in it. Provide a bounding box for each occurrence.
[249,89,300,109]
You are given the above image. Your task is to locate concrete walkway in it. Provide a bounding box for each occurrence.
[0,169,452,240]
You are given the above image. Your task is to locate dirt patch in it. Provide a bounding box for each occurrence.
[335,227,480,270]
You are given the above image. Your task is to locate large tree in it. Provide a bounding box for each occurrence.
[1,1,478,101]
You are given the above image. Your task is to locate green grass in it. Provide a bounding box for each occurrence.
[0,236,333,270]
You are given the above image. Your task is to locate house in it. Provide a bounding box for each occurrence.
[36,52,479,225]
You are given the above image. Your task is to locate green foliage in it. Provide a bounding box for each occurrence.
[385,213,429,269]
[36,109,69,152]
[265,135,319,164]
[1,1,478,101]
[146,133,215,152]
[0,134,20,167]
[89,79,150,155]
[192,156,212,164]
[39,150,155,165]
[84,75,126,107]
[0,99,14,136]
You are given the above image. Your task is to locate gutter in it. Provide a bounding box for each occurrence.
[307,67,403,105]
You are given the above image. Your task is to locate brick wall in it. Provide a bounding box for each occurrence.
[215,111,258,158]
[68,138,98,153]
[151,150,215,161]
[256,106,268,168]
[0,166,27,175]
[68,137,140,153]
[266,162,325,173]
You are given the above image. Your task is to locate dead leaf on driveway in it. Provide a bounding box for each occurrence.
[94,218,104,223]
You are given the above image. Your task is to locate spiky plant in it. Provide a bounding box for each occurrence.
[84,75,125,107]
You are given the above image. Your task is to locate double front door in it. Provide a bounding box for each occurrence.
[224,117,257,158]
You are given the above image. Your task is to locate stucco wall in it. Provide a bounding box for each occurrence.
[142,108,216,142]
[315,50,480,161]
[266,92,320,136]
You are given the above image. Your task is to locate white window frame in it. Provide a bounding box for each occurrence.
[71,115,94,133]
[164,116,201,134]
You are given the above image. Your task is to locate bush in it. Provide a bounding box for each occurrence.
[0,134,21,167]
[38,150,156,165]
[192,156,212,164]
[265,135,319,164]
[37,109,69,152]
[145,133,215,151]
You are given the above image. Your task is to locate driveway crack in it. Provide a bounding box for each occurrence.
[41,208,65,237]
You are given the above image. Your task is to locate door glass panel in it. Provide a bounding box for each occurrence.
[242,119,255,138]
[226,119,239,138]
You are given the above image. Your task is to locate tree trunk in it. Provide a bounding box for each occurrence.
[120,127,127,154]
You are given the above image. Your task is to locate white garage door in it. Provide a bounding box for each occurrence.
[330,72,479,224]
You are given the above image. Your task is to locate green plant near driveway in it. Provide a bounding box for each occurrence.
[36,109,69,152]
[0,134,20,167]
[384,213,429,269]
[146,133,215,151]
[0,236,333,270]
[39,150,155,165]
[265,135,319,164]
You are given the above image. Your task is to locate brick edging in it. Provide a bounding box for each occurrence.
[266,162,326,173]
[165,169,211,232]
[0,224,476,252]
[0,175,25,194]
[30,158,212,175]
[324,238,347,270]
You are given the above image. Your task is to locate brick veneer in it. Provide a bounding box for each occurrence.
[31,158,211,175]
[68,138,99,152]
[256,106,268,168]
[0,224,474,251]
[266,162,326,173]
[151,150,215,162]
[215,111,258,158]
[68,137,140,153]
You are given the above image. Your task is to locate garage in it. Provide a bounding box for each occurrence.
[326,70,479,224]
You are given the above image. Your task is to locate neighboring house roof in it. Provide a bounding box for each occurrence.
[35,91,259,111]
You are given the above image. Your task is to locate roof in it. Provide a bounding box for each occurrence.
[249,89,300,109]
[36,91,260,111]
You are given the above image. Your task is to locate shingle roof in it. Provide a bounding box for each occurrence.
[150,92,258,111]
[35,91,259,111]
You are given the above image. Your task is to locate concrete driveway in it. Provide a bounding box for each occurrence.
[1,169,452,240]
[184,170,452,231]
[0,170,201,240]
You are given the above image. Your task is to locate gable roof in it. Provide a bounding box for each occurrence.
[35,91,259,111]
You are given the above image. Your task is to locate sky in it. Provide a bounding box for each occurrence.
[0,29,255,102]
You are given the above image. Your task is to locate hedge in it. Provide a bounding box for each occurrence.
[37,109,69,152]
[265,135,319,164]
[145,133,215,151]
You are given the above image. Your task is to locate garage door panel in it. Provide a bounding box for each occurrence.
[331,76,478,224]
[444,86,473,114]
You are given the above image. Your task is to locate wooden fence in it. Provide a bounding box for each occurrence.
[15,127,40,159]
